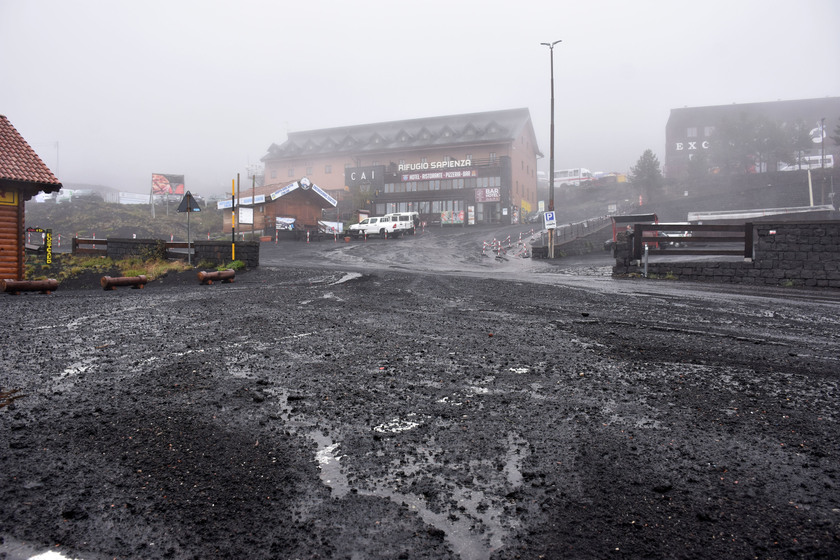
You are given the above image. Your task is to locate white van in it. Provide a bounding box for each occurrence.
[395,212,420,235]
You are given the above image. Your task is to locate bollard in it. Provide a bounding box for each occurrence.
[306,231,310,243]
[100,275,148,290]
[1,278,59,295]
[197,269,235,285]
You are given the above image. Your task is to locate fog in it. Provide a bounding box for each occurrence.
[1,0,838,196]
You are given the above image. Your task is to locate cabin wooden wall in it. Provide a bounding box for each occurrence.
[0,196,23,280]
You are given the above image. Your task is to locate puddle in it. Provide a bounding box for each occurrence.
[299,292,344,305]
[265,387,514,559]
[331,272,362,285]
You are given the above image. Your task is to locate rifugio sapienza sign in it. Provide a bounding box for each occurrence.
[345,165,385,188]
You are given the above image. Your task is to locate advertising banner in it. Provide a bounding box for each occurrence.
[0,189,18,206]
[441,210,465,225]
[276,217,296,230]
[474,187,500,203]
[152,174,185,195]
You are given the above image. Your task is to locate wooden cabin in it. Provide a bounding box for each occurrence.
[0,114,62,280]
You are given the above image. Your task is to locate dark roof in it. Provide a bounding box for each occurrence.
[262,108,540,161]
[666,97,840,129]
[0,114,62,190]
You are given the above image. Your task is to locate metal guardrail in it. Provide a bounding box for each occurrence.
[632,223,754,260]
[71,239,194,259]
[72,237,108,255]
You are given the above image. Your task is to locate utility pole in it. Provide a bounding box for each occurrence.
[541,39,561,258]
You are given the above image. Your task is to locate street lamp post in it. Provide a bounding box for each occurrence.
[821,117,826,170]
[540,39,561,258]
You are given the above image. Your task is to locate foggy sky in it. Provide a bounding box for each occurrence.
[1,0,838,196]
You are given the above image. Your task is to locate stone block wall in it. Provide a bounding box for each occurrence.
[106,238,165,260]
[613,222,840,288]
[194,241,259,269]
[102,239,260,269]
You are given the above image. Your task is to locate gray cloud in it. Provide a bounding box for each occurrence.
[2,0,838,195]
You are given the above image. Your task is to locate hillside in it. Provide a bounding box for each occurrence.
[25,198,224,242]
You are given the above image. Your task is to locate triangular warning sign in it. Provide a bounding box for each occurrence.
[177,191,201,213]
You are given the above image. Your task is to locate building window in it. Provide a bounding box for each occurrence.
[271,169,277,179]
[466,154,472,161]
[325,165,332,174]
[489,152,497,163]
[687,127,697,138]
[421,157,428,164]
[399,159,405,166]
[288,168,295,177]
[306,166,313,175]
[372,161,379,166]
[704,126,715,137]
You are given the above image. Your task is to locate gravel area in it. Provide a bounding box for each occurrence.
[2,230,839,559]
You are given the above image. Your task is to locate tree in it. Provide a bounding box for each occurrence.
[787,119,815,170]
[629,149,664,205]
[709,112,760,174]
[831,117,840,147]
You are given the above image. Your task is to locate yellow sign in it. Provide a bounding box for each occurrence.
[0,189,18,206]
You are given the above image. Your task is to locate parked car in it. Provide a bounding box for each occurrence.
[349,216,386,238]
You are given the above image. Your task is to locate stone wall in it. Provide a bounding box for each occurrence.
[532,220,612,258]
[194,241,259,269]
[104,239,259,269]
[106,238,165,260]
[613,222,840,288]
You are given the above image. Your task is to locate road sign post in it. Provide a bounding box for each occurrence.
[544,211,557,258]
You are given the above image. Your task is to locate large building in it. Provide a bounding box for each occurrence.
[259,108,542,227]
[665,97,840,179]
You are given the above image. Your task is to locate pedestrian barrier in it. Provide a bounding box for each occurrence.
[1,278,59,295]
[100,275,148,290]
[482,229,534,259]
[197,269,235,285]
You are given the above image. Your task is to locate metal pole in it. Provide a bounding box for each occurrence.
[541,39,561,258]
[231,178,236,261]
[821,117,826,170]
[187,208,191,266]
[251,174,256,239]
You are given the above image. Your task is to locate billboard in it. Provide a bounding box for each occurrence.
[151,174,185,195]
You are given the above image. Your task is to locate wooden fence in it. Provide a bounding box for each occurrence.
[632,223,754,260]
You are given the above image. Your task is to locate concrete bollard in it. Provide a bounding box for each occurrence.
[1,278,59,295]
[197,269,235,285]
[100,275,148,290]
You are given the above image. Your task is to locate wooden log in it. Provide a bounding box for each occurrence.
[1,278,59,295]
[100,275,148,290]
[197,269,235,285]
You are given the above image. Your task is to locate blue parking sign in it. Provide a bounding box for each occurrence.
[544,211,557,229]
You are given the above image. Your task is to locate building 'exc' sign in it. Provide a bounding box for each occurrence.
[674,141,710,151]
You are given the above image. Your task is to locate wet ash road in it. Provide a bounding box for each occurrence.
[2,225,839,559]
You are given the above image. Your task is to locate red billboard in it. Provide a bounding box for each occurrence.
[152,174,185,195]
